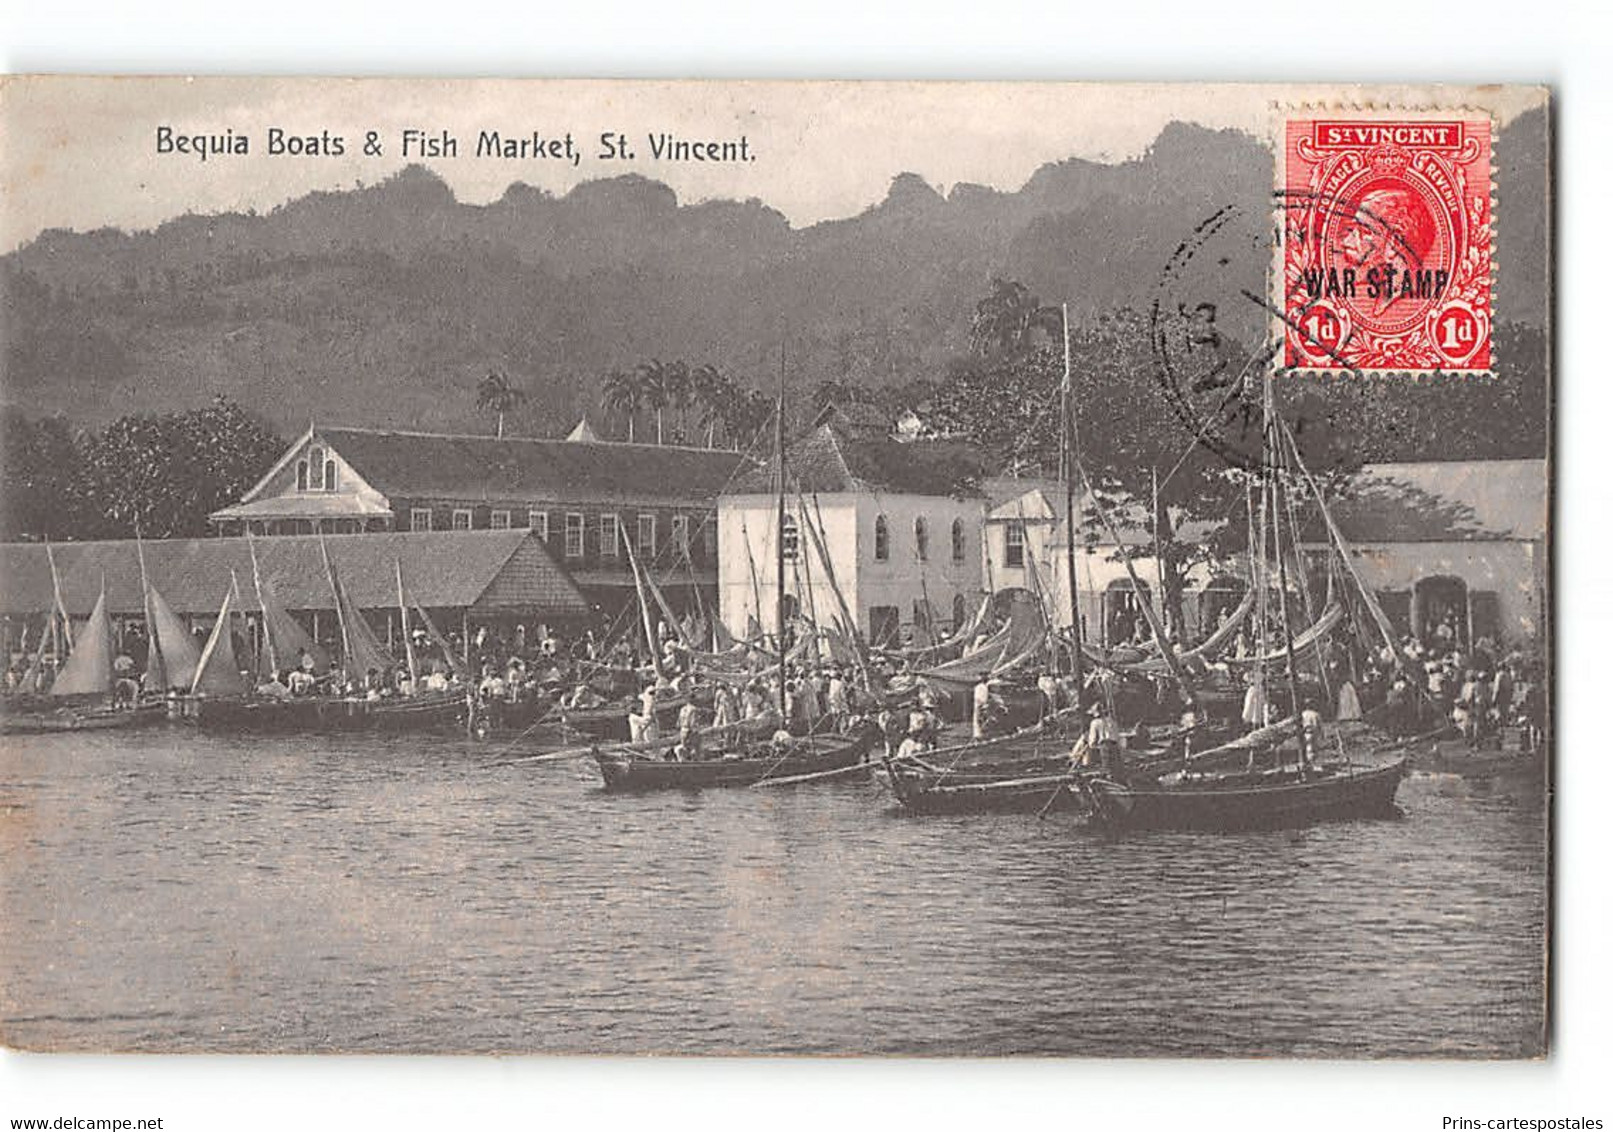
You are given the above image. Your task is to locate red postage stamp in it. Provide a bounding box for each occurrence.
[1281,117,1494,373]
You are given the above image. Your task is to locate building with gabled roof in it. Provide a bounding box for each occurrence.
[1298,458,1548,646]
[720,421,988,646]
[0,528,591,660]
[207,421,759,623]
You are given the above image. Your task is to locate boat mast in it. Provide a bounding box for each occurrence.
[245,529,279,675]
[44,537,72,651]
[775,337,788,721]
[317,529,354,684]
[622,515,666,681]
[1264,367,1305,750]
[1061,303,1084,700]
[134,525,166,692]
[395,558,418,685]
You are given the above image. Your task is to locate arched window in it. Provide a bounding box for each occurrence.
[324,459,337,491]
[914,516,929,561]
[873,515,889,562]
[295,460,308,491]
[951,518,966,563]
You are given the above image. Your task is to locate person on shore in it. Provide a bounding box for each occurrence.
[1300,698,1323,765]
[1037,670,1060,721]
[711,682,739,730]
[972,676,994,740]
[676,696,700,738]
[1336,679,1362,722]
[825,668,849,729]
[1241,672,1269,730]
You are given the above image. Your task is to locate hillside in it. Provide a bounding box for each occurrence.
[0,110,1550,442]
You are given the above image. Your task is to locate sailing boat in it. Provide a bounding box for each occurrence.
[2,576,165,734]
[589,344,878,791]
[1083,383,1409,832]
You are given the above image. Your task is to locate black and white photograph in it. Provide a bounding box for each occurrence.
[0,61,1591,1127]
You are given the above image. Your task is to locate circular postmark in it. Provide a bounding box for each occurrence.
[1148,188,1447,475]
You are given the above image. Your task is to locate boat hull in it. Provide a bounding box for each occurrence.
[176,690,466,734]
[593,730,872,791]
[562,695,687,741]
[886,762,1083,815]
[1088,758,1408,831]
[0,701,166,735]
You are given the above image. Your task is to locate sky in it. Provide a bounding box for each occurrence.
[0,78,1548,251]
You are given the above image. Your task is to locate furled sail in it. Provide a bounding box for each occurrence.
[1097,585,1260,676]
[1224,603,1345,669]
[916,590,1048,689]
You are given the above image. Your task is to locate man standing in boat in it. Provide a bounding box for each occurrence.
[1087,701,1122,778]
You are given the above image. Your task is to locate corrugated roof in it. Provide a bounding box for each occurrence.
[1310,459,1548,544]
[729,423,987,497]
[274,426,755,506]
[0,530,589,618]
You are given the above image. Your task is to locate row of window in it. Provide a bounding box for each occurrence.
[869,515,969,565]
[295,447,337,492]
[407,506,704,561]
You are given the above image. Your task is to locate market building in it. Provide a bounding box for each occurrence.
[1298,458,1548,649]
[206,423,756,623]
[716,407,987,646]
[0,529,591,659]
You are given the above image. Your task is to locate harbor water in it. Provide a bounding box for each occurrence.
[0,728,1547,1056]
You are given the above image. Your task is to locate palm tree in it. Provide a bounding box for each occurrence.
[968,277,1062,360]
[663,360,694,445]
[475,370,527,438]
[600,368,644,442]
[728,388,774,452]
[636,359,672,445]
[691,364,734,448]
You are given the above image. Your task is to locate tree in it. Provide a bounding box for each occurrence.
[662,360,694,444]
[71,398,285,539]
[691,363,737,448]
[937,297,1364,639]
[968,277,1063,360]
[474,370,527,438]
[636,359,675,444]
[0,409,85,540]
[600,368,645,442]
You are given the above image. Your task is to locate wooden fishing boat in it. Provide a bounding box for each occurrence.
[561,691,689,741]
[1,699,167,735]
[883,730,1190,815]
[181,687,468,733]
[884,758,1083,815]
[1084,756,1408,831]
[592,725,876,792]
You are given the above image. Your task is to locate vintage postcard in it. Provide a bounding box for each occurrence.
[0,78,1551,1057]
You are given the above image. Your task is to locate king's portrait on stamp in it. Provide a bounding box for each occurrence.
[0,79,1551,1061]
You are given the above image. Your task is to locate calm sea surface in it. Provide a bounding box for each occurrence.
[0,727,1546,1056]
